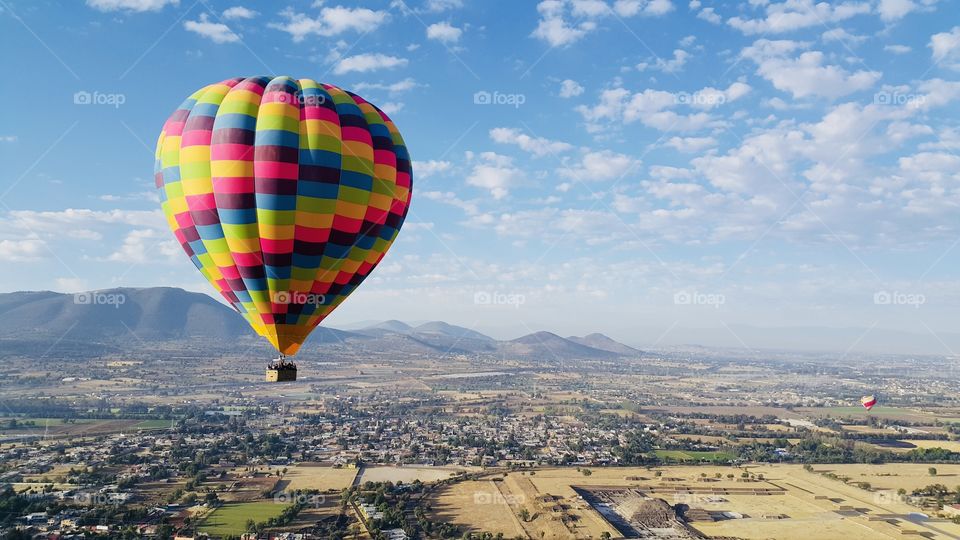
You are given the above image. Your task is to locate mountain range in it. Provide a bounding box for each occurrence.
[0,288,641,360]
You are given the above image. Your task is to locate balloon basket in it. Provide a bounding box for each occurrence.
[266,358,297,382]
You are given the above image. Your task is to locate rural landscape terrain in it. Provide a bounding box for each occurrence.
[4,288,960,539]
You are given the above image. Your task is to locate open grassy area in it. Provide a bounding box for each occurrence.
[654,449,736,462]
[199,502,288,537]
[132,419,172,429]
[279,464,358,492]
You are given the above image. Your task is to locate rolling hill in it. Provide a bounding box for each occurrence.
[0,288,639,360]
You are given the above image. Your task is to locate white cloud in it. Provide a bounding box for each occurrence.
[5,209,166,233]
[613,0,674,17]
[413,160,452,179]
[489,127,574,157]
[426,21,463,43]
[884,44,912,54]
[743,39,881,99]
[532,2,593,47]
[877,0,939,21]
[379,102,404,115]
[353,78,420,94]
[576,82,748,132]
[466,152,523,199]
[419,0,464,13]
[696,6,721,24]
[0,136,17,143]
[107,229,178,264]
[422,190,479,215]
[532,0,672,47]
[86,0,177,12]
[0,239,46,262]
[666,136,718,152]
[54,277,89,293]
[333,53,408,74]
[728,0,871,35]
[184,13,241,44]
[222,6,257,19]
[930,26,960,69]
[647,49,690,73]
[269,6,389,42]
[821,28,866,44]
[557,150,639,181]
[559,79,585,98]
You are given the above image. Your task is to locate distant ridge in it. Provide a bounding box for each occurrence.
[568,333,641,355]
[0,288,639,360]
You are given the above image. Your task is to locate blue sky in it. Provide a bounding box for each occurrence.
[2,0,960,349]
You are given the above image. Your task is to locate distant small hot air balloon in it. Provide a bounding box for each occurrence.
[861,395,877,411]
[155,77,412,381]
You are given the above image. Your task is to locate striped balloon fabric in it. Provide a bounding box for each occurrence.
[155,76,412,356]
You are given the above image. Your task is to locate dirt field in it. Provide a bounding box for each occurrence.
[428,465,960,540]
[278,464,358,492]
[426,480,528,538]
[358,465,476,484]
[898,439,960,452]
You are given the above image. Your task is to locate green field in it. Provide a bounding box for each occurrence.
[200,502,289,537]
[654,450,735,462]
[133,419,172,429]
[0,417,95,428]
[803,406,960,421]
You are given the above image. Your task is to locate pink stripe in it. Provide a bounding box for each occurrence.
[362,208,388,225]
[341,126,371,143]
[219,266,240,279]
[374,149,397,168]
[233,252,263,266]
[295,226,330,242]
[396,171,411,188]
[303,106,340,123]
[255,161,299,178]
[212,143,254,161]
[260,239,294,253]
[174,212,195,229]
[333,215,362,233]
[185,193,216,209]
[163,119,186,136]
[212,177,254,193]
[181,129,213,147]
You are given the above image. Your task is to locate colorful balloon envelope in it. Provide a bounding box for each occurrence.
[861,395,877,410]
[154,76,412,356]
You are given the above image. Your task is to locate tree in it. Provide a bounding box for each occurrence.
[601,533,612,540]
[930,467,938,476]
[519,508,530,522]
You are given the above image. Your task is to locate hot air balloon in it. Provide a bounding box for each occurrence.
[154,77,412,381]
[861,395,877,411]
